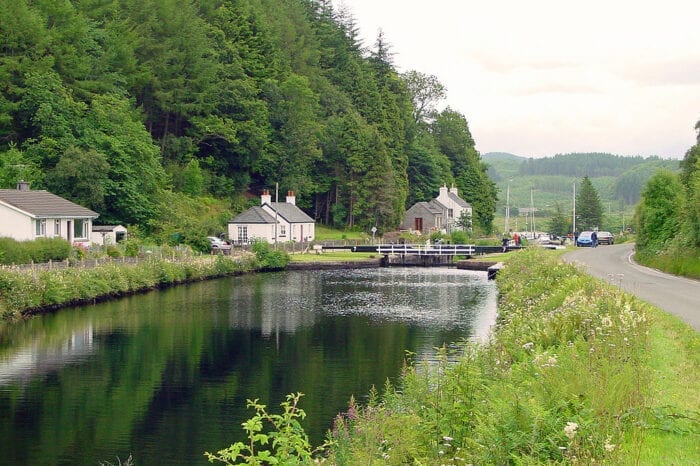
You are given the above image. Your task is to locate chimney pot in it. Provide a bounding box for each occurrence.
[16,180,30,191]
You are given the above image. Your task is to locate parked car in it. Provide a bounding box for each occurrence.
[597,231,614,245]
[208,236,232,253]
[576,231,594,247]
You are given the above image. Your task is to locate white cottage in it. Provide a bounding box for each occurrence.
[228,190,315,245]
[401,185,472,234]
[0,182,99,245]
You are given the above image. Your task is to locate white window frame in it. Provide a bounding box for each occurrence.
[54,219,61,236]
[35,219,46,237]
[280,224,286,237]
[237,226,248,244]
[73,219,89,239]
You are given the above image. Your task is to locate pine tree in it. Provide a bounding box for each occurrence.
[576,176,603,230]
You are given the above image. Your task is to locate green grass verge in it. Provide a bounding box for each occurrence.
[315,225,370,241]
[289,251,378,262]
[626,310,700,463]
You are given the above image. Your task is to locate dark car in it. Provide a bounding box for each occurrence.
[597,231,614,245]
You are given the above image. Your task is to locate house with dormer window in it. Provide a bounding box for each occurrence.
[228,190,315,245]
[0,182,99,245]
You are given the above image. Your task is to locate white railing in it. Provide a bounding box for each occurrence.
[375,244,475,256]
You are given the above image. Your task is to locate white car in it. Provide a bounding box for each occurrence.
[207,236,232,252]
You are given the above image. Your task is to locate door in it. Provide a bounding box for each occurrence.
[414,217,423,233]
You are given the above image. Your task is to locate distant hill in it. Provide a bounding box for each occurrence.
[485,152,680,230]
[517,153,677,178]
[482,152,526,181]
[482,152,526,162]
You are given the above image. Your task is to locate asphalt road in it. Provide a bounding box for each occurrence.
[563,243,700,331]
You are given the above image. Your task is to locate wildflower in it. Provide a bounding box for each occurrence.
[522,342,534,351]
[604,437,616,452]
[564,421,578,440]
[443,436,454,442]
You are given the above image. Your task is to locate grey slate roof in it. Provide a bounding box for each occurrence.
[92,225,125,232]
[448,192,471,208]
[268,202,314,223]
[229,206,277,224]
[0,189,98,218]
[426,200,446,214]
[229,203,314,225]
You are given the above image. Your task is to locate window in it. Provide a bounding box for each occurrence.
[448,208,454,219]
[238,226,248,244]
[73,219,88,239]
[54,220,61,236]
[35,219,46,236]
[280,224,286,237]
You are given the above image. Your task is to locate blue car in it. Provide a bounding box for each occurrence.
[576,231,595,247]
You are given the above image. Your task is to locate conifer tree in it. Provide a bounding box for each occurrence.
[576,176,604,230]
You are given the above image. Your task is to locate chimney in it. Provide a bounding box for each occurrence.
[439,185,448,198]
[286,190,296,206]
[450,186,458,196]
[261,189,272,205]
[16,180,30,191]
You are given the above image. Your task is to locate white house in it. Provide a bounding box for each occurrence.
[401,185,472,234]
[228,190,315,245]
[91,225,127,246]
[436,185,472,231]
[0,181,99,245]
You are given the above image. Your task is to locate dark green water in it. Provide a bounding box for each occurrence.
[0,267,496,465]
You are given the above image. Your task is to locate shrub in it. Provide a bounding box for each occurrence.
[0,237,70,265]
[0,237,30,265]
[251,240,290,270]
[449,230,470,244]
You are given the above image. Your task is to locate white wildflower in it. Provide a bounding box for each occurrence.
[522,342,534,351]
[604,437,616,452]
[564,421,578,440]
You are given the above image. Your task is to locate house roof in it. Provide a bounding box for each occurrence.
[447,192,471,208]
[229,206,277,224]
[229,203,314,225]
[268,202,314,223]
[0,189,99,218]
[92,225,126,232]
[426,200,446,214]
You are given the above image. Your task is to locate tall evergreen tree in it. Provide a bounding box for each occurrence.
[576,175,604,230]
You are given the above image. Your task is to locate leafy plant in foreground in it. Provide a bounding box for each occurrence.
[205,393,332,465]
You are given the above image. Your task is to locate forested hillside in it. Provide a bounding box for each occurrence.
[484,152,680,223]
[0,0,496,239]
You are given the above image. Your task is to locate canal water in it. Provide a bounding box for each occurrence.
[0,267,497,465]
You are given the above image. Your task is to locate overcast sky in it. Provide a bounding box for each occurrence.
[332,0,700,159]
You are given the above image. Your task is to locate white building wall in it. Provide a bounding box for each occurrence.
[0,205,33,240]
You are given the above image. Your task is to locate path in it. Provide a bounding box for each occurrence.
[563,243,699,330]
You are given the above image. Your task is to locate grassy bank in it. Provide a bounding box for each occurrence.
[208,248,699,464]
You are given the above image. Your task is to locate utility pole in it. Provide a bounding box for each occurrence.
[530,187,536,237]
[572,182,576,235]
[505,180,511,234]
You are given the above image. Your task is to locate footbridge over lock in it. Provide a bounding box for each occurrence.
[316,243,512,277]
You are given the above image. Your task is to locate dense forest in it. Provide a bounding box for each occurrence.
[0,0,497,239]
